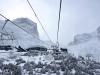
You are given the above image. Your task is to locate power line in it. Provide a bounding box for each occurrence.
[57,0,62,47]
[27,0,53,43]
[0,13,50,46]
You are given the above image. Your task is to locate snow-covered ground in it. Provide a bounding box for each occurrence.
[0,49,99,75]
[0,50,54,65]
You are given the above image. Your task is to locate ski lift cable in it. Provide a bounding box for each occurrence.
[57,0,62,47]
[0,13,50,46]
[27,0,53,43]
[2,19,9,30]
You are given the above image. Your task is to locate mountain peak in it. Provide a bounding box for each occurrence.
[13,18,36,26]
[0,18,41,48]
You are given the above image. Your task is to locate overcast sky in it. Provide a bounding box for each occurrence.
[0,0,100,47]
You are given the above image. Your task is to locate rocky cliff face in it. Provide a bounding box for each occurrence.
[13,18,39,38]
[0,18,42,48]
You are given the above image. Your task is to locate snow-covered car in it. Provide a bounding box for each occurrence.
[26,46,47,51]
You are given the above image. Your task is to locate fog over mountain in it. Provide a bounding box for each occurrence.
[68,26,100,61]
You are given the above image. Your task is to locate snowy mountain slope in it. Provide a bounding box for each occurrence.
[68,26,100,61]
[0,18,44,48]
